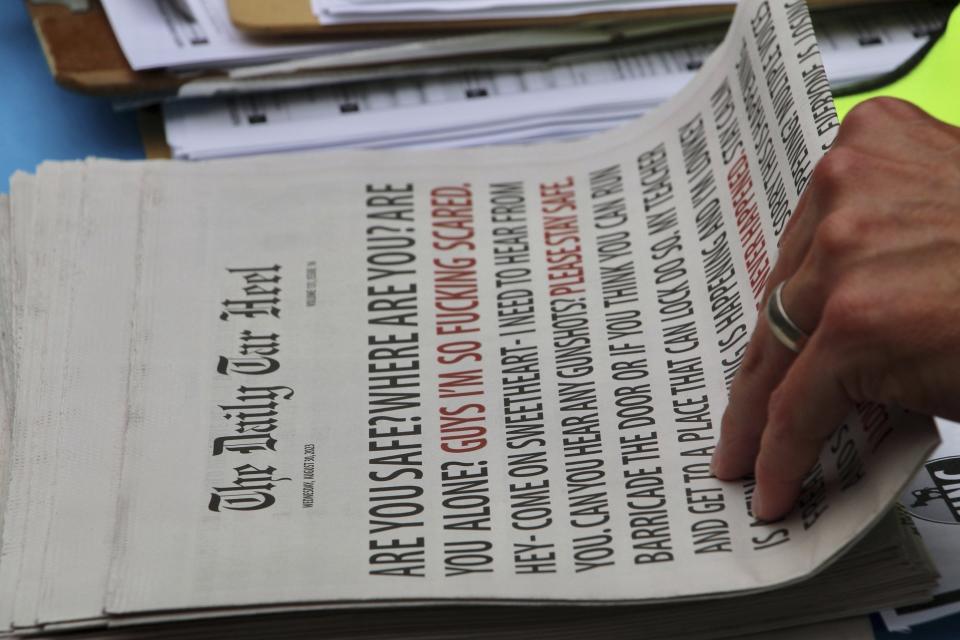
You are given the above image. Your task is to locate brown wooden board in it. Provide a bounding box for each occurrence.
[26,0,182,95]
[137,107,173,160]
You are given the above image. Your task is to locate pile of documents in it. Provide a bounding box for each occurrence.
[164,4,952,158]
[2,1,946,637]
[65,0,951,159]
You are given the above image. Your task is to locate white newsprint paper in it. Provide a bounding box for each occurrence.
[106,0,936,613]
[0,0,939,634]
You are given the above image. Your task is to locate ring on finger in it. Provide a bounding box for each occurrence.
[766,281,809,353]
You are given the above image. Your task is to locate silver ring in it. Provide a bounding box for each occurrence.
[766,281,809,353]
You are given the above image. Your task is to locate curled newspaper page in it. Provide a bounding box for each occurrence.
[0,0,937,627]
[106,0,936,612]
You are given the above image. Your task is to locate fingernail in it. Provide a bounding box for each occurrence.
[752,487,764,520]
[710,440,724,476]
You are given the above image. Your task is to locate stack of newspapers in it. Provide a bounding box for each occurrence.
[1,1,943,638]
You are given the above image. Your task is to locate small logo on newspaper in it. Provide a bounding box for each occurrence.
[902,455,960,525]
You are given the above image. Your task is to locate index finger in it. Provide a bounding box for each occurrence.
[711,315,794,480]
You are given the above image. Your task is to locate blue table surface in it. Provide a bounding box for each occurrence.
[1,2,959,638]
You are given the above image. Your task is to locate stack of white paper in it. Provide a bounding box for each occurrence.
[164,2,949,159]
[314,0,732,25]
[101,0,731,101]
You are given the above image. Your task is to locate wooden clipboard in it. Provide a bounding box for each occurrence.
[227,0,902,37]
[26,0,344,98]
[26,0,183,95]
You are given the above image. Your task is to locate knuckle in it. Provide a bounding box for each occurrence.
[844,97,910,129]
[811,210,862,264]
[812,147,858,192]
[866,96,919,116]
[838,102,879,139]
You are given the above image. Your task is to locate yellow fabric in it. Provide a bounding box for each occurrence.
[834,4,960,126]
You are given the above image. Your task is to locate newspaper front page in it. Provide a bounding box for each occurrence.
[13,0,936,622]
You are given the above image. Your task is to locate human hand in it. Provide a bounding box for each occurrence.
[710,97,960,522]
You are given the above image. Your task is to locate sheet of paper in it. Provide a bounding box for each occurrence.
[176,59,560,100]
[314,0,733,24]
[332,0,710,7]
[225,18,723,80]
[226,30,611,79]
[164,45,700,158]
[100,0,391,71]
